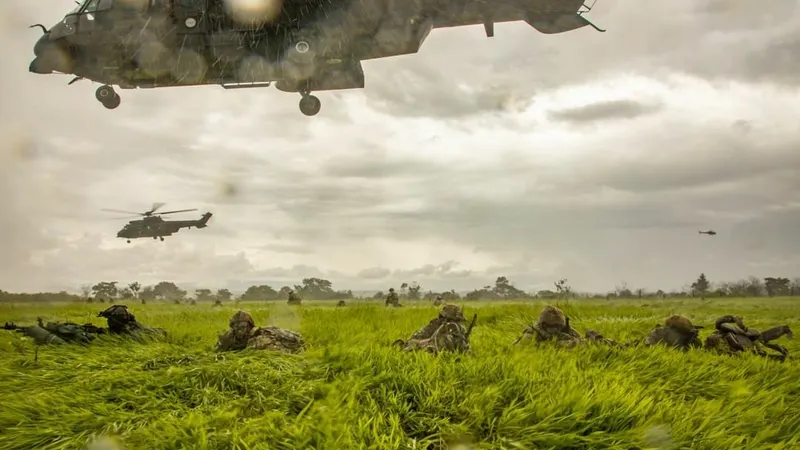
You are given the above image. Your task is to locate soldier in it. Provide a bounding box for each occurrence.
[705,315,792,361]
[3,317,106,345]
[514,305,613,347]
[393,304,474,354]
[385,288,401,307]
[336,300,346,307]
[433,295,443,306]
[643,315,703,350]
[215,310,304,353]
[287,289,302,305]
[97,304,166,338]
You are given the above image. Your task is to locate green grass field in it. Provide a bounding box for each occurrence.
[1,298,798,450]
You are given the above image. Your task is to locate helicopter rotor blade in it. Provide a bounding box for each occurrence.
[106,215,142,220]
[101,208,144,215]
[149,202,166,214]
[156,208,198,215]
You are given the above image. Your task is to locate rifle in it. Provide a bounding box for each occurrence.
[2,322,31,333]
[465,313,478,339]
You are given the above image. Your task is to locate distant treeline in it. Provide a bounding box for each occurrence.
[2,274,799,303]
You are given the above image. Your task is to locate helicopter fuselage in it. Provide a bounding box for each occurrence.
[29,0,600,115]
[116,212,212,241]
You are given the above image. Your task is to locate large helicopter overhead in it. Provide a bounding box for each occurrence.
[104,202,212,243]
[28,0,604,116]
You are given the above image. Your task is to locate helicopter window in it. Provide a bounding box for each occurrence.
[97,0,114,11]
[84,0,100,13]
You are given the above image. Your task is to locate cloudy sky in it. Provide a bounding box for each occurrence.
[1,0,799,295]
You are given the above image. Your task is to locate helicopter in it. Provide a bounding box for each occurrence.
[104,203,212,243]
[27,0,605,116]
[698,230,717,236]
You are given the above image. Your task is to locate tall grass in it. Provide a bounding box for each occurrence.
[1,298,798,450]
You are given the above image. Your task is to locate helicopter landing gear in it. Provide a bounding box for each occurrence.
[127,239,130,243]
[96,85,121,110]
[298,91,321,116]
[159,236,164,242]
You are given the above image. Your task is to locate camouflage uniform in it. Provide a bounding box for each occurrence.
[515,305,611,347]
[97,305,166,337]
[385,288,401,307]
[705,315,792,362]
[287,290,302,305]
[395,304,471,354]
[3,318,106,345]
[433,295,443,306]
[215,310,304,353]
[643,315,702,350]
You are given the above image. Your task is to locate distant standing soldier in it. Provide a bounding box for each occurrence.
[643,315,703,350]
[433,295,443,306]
[385,288,401,307]
[336,300,347,307]
[287,289,302,305]
[215,310,304,353]
[394,304,475,354]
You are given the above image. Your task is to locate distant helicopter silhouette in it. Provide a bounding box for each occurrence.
[698,230,717,235]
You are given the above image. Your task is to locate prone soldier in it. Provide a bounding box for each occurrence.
[393,304,475,354]
[705,314,792,362]
[215,310,304,353]
[3,318,106,345]
[514,305,616,347]
[97,304,166,338]
[642,315,703,350]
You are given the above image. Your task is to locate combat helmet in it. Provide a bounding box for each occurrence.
[665,315,703,335]
[389,288,395,292]
[536,305,567,331]
[98,304,137,333]
[229,310,255,329]
[438,304,465,322]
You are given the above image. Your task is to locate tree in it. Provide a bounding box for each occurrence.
[216,288,232,302]
[119,288,134,299]
[278,286,293,299]
[745,276,764,297]
[407,282,422,300]
[691,273,710,298]
[128,282,141,299]
[91,282,118,302]
[554,278,572,299]
[153,281,187,301]
[792,278,800,296]
[195,289,214,302]
[139,286,156,303]
[372,291,384,300]
[615,281,632,298]
[763,277,790,297]
[241,285,278,301]
[80,284,92,299]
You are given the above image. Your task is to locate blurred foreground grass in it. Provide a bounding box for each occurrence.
[1,298,799,450]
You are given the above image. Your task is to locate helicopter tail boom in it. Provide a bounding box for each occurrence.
[196,212,213,228]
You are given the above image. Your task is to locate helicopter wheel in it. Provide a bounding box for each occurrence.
[299,94,321,116]
[159,237,164,242]
[102,94,121,110]
[127,240,130,243]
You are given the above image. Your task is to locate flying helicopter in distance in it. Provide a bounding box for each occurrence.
[27,0,605,116]
[103,203,212,243]
[698,230,717,236]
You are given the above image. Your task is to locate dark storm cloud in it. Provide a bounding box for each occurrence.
[548,99,663,124]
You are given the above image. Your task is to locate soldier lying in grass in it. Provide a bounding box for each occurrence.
[704,315,792,362]
[393,304,475,354]
[642,315,703,350]
[3,304,163,345]
[514,305,618,347]
[215,310,304,353]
